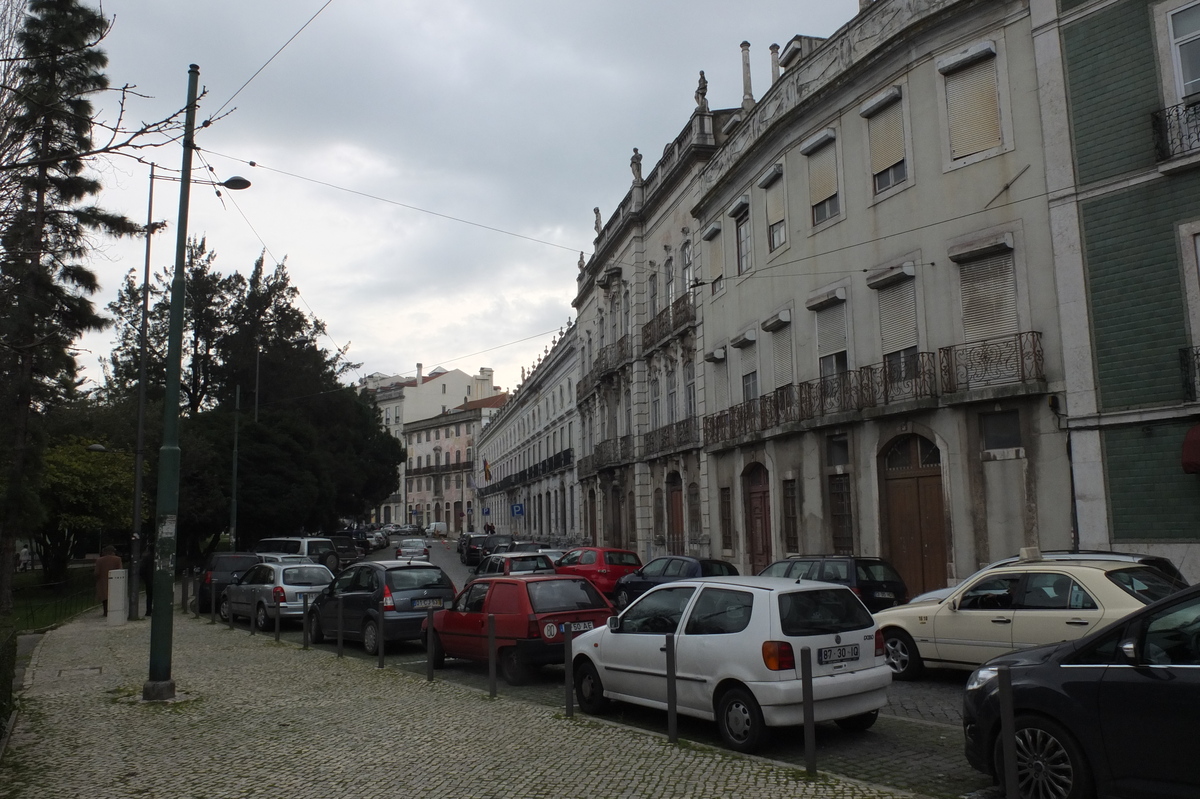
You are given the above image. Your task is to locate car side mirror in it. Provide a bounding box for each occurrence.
[231,572,241,584]
[607,616,620,632]
[1119,639,1138,663]
[948,598,958,612]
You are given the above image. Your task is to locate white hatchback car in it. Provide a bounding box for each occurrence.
[571,576,891,752]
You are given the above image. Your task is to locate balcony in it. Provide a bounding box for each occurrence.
[858,352,938,408]
[1181,347,1200,401]
[642,308,672,349]
[644,417,701,457]
[408,460,474,477]
[577,453,596,478]
[594,435,633,470]
[803,371,861,416]
[1152,101,1200,161]
[672,293,695,331]
[939,331,1044,394]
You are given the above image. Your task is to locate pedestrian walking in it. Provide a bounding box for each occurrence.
[94,545,123,616]
[18,544,32,572]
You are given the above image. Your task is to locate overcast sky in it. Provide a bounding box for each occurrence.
[80,0,862,394]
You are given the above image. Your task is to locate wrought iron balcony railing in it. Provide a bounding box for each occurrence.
[858,352,938,407]
[671,294,695,332]
[594,435,633,470]
[1152,101,1200,161]
[577,454,596,478]
[644,417,701,457]
[804,371,861,416]
[643,309,672,350]
[1181,347,1200,401]
[939,331,1044,394]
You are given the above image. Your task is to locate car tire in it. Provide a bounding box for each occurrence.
[616,588,631,609]
[218,595,231,623]
[575,659,609,714]
[499,647,530,685]
[995,714,1093,799]
[883,628,924,681]
[255,604,271,632]
[716,687,766,754]
[309,612,325,644]
[835,709,879,732]
[427,630,445,669]
[362,619,380,656]
[322,553,339,572]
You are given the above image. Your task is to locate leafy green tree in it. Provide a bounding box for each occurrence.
[0,0,140,613]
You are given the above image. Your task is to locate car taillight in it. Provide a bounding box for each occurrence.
[273,586,286,605]
[762,641,796,671]
[204,571,213,584]
[849,585,862,595]
[529,614,544,638]
[875,629,884,658]
[423,548,429,557]
[383,584,395,610]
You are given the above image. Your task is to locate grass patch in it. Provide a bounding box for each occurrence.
[10,568,95,632]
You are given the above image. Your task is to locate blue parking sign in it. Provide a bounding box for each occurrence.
[511,503,524,517]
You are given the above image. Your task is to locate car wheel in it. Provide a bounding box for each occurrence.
[995,715,1094,799]
[499,647,530,685]
[616,589,631,609]
[362,619,380,656]
[218,595,231,622]
[883,628,924,681]
[574,659,609,714]
[427,630,445,669]
[716,687,766,753]
[835,709,879,732]
[322,553,339,572]
[255,604,271,632]
[309,612,325,644]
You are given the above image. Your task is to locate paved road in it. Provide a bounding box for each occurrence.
[229,537,997,799]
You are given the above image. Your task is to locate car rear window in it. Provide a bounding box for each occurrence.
[527,579,607,612]
[400,539,424,549]
[215,555,259,572]
[256,539,300,554]
[388,567,453,591]
[1107,567,1180,604]
[856,561,903,582]
[605,551,641,566]
[282,566,332,586]
[700,561,738,577]
[778,588,873,636]
[509,555,554,572]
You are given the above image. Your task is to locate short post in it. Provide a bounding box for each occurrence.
[563,623,574,718]
[426,608,435,681]
[226,594,233,630]
[209,587,216,624]
[337,597,344,658]
[998,665,1019,799]
[180,574,188,614]
[665,632,677,743]
[487,613,497,698]
[192,577,199,620]
[800,646,817,777]
[302,595,310,650]
[377,598,386,669]
[274,596,281,642]
[249,603,256,635]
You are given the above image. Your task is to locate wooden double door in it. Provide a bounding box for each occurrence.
[882,435,948,597]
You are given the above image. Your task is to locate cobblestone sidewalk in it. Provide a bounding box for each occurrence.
[0,609,929,799]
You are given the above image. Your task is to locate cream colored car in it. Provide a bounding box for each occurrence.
[875,557,1180,680]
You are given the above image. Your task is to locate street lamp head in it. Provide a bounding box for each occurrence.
[220,176,251,191]
[87,443,108,452]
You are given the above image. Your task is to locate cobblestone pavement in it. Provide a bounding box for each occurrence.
[1,608,930,799]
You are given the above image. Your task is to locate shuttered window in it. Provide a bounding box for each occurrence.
[945,56,1001,159]
[766,179,786,250]
[808,142,838,204]
[878,278,918,355]
[713,360,729,410]
[868,100,905,175]
[816,302,847,357]
[740,342,758,401]
[773,329,794,388]
[959,252,1018,341]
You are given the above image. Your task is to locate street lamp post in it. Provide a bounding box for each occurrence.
[144,65,250,701]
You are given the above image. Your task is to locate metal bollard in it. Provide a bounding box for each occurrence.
[274,597,281,642]
[426,608,435,681]
[377,598,386,669]
[226,594,233,630]
[487,613,497,698]
[337,597,344,658]
[302,595,310,650]
[801,646,817,777]
[998,665,1019,799]
[563,623,574,718]
[209,586,216,625]
[180,574,188,614]
[664,632,677,743]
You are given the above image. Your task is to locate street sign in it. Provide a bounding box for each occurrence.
[511,503,524,517]
[482,507,490,516]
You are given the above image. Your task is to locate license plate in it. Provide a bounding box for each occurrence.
[875,591,895,599]
[818,644,859,665]
[569,620,594,632]
[412,598,443,609]
[294,593,305,602]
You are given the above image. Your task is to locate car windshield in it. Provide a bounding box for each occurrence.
[857,561,903,582]
[778,588,873,635]
[700,561,738,577]
[1107,567,1180,604]
[605,551,641,566]
[509,555,554,572]
[400,539,424,549]
[527,579,607,612]
[255,540,300,554]
[388,567,452,591]
[282,566,332,586]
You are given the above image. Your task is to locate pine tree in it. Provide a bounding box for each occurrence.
[0,0,140,614]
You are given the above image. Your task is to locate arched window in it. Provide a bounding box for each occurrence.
[664,257,675,305]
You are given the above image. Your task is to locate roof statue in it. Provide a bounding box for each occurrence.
[630,148,643,183]
[593,208,602,236]
[578,251,586,270]
[695,70,709,112]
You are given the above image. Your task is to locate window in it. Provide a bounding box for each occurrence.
[619,586,696,634]
[649,272,659,317]
[828,474,853,555]
[1172,4,1200,98]
[442,384,446,394]
[666,367,677,424]
[763,169,787,251]
[878,278,918,374]
[1018,573,1096,610]
[664,257,675,305]
[681,242,693,299]
[772,329,794,388]
[827,433,850,466]
[719,487,733,551]
[866,98,906,193]
[711,274,724,295]
[957,574,1021,610]
[742,371,759,401]
[782,479,799,552]
[685,360,696,417]
[960,251,1017,341]
[735,214,752,275]
[684,588,754,635]
[807,142,839,224]
[650,378,661,429]
[941,46,1001,160]
[817,302,848,376]
[981,410,1021,450]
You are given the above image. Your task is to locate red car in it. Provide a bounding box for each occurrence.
[555,547,642,597]
[424,574,613,685]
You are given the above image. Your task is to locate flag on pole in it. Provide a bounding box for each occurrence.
[483,459,492,481]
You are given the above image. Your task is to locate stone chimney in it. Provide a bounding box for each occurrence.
[770,43,780,83]
[741,41,755,112]
[416,362,423,381]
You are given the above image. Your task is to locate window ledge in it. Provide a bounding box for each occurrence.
[1158,150,1200,175]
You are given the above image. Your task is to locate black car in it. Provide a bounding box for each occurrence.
[481,533,514,558]
[307,560,457,655]
[460,534,488,566]
[962,583,1200,799]
[759,555,908,612]
[613,556,738,608]
[197,552,260,613]
[328,535,363,566]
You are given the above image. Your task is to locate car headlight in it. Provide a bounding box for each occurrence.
[966,666,999,692]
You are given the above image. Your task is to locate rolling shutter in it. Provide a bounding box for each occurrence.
[878,278,918,355]
[808,143,838,205]
[713,361,729,410]
[765,179,786,226]
[773,329,794,388]
[945,56,1001,159]
[817,302,847,357]
[868,100,905,175]
[959,252,1017,341]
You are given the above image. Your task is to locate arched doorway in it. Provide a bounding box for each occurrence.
[742,463,772,574]
[666,472,684,554]
[881,434,947,597]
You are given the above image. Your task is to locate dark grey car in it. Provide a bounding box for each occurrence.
[198,552,260,614]
[221,562,333,630]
